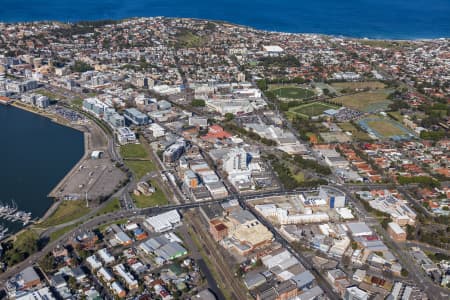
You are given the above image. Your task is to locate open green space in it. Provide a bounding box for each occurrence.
[124,159,156,179]
[270,86,315,100]
[35,89,65,100]
[366,119,407,137]
[120,143,148,159]
[289,101,338,118]
[331,81,386,91]
[2,229,40,266]
[337,122,372,141]
[39,200,89,227]
[72,97,83,107]
[97,198,121,215]
[332,90,392,112]
[132,180,168,208]
[291,170,305,183]
[175,30,205,48]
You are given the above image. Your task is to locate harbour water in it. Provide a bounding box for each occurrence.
[0,105,84,234]
[0,0,449,39]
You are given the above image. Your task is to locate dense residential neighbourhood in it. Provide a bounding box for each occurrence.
[0,17,449,300]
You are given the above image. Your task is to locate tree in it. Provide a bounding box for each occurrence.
[224,113,234,121]
[40,254,55,273]
[191,99,205,107]
[71,60,93,73]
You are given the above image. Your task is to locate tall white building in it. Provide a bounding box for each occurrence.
[223,148,248,174]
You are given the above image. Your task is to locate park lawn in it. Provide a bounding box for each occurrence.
[124,159,156,179]
[175,30,205,48]
[39,200,89,227]
[72,97,83,107]
[35,89,65,100]
[132,181,168,208]
[337,122,372,141]
[290,102,338,117]
[270,87,315,100]
[97,198,121,215]
[120,143,148,159]
[3,229,40,265]
[366,119,406,137]
[292,171,305,183]
[331,81,386,91]
[332,90,392,112]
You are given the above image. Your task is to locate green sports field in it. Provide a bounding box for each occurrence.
[289,102,338,118]
[270,87,315,100]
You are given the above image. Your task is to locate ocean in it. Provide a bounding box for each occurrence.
[0,105,84,233]
[0,0,449,39]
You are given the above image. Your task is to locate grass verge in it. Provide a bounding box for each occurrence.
[97,198,121,215]
[49,223,79,242]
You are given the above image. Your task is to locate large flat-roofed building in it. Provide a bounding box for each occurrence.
[144,210,181,232]
[104,107,125,128]
[124,108,150,125]
[319,186,346,208]
[83,97,108,117]
[15,287,55,300]
[117,127,136,145]
[256,280,298,300]
[206,99,254,115]
[346,222,373,237]
[225,209,273,255]
[6,267,42,298]
[189,116,208,128]
[163,140,186,163]
[387,222,406,241]
[344,286,368,300]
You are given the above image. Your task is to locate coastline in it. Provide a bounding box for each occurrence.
[0,16,449,41]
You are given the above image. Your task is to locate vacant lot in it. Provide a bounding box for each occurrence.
[337,122,372,141]
[331,81,386,91]
[270,86,315,100]
[120,143,148,159]
[332,90,392,112]
[39,200,89,227]
[132,180,167,208]
[124,159,156,179]
[366,119,406,137]
[289,102,338,117]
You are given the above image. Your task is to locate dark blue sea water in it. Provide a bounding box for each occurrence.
[0,106,84,233]
[0,0,449,39]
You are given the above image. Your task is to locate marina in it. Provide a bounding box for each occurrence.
[0,201,33,228]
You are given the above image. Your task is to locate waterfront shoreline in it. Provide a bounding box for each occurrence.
[1,16,449,41]
[9,102,90,224]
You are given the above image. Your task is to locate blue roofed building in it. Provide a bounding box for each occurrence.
[124,108,150,125]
